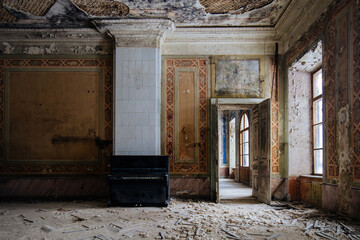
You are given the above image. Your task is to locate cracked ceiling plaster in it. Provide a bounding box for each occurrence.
[0,0,292,27]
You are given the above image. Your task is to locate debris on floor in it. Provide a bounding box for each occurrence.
[0,199,358,239]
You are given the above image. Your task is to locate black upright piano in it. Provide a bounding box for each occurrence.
[108,155,170,207]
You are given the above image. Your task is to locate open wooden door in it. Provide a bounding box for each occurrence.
[251,99,271,204]
[210,99,220,203]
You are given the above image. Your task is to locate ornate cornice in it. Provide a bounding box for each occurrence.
[162,26,280,55]
[93,19,175,48]
[166,27,278,44]
[0,28,112,55]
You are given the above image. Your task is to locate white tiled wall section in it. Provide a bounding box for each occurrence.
[114,47,161,155]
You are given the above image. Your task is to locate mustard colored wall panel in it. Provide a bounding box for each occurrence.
[177,71,197,162]
[8,71,100,162]
[0,57,113,175]
[163,58,210,175]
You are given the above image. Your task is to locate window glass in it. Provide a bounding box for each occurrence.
[243,155,249,167]
[244,115,249,128]
[240,113,250,167]
[313,99,323,124]
[313,70,322,98]
[312,68,323,175]
[313,125,323,149]
[244,142,249,155]
[314,150,323,174]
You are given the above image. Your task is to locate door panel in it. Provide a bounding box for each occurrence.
[210,99,219,202]
[251,99,271,204]
[239,167,250,184]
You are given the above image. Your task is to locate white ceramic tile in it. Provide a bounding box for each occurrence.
[128,49,135,61]
[122,61,129,74]
[142,61,149,73]
[128,87,136,100]
[135,48,142,60]
[128,100,136,112]
[148,113,156,126]
[142,126,150,139]
[127,139,136,151]
[135,139,143,150]
[135,100,143,113]
[129,62,136,73]
[118,100,128,113]
[128,112,136,124]
[121,113,129,126]
[143,100,155,113]
[127,126,136,139]
[135,126,143,139]
[120,87,129,100]
[133,113,140,125]
[141,113,149,126]
[120,48,128,59]
[137,87,145,100]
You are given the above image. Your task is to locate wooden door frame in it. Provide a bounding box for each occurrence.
[211,98,266,202]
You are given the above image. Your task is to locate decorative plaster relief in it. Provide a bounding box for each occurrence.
[0,28,112,55]
[94,19,175,48]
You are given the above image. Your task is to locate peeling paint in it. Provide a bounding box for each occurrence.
[2,42,14,54]
[23,43,57,55]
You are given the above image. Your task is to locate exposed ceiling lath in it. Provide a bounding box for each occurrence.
[0,0,129,23]
[3,0,56,16]
[71,0,129,17]
[0,6,16,22]
[199,0,274,14]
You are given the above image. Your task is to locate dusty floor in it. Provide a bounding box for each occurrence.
[0,199,359,240]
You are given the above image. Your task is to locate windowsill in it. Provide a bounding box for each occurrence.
[300,174,323,179]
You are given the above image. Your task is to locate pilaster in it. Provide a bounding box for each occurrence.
[95,19,174,155]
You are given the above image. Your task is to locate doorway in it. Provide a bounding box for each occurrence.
[216,106,252,201]
[211,98,271,204]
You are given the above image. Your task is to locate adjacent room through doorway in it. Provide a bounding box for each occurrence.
[217,105,253,201]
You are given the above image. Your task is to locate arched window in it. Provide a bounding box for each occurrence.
[240,112,250,167]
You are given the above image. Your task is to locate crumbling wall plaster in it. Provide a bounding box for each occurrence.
[287,68,312,177]
[285,0,360,219]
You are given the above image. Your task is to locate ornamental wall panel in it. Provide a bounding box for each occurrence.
[163,58,209,175]
[0,57,112,175]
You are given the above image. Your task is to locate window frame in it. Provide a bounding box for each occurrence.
[239,112,250,168]
[311,68,323,175]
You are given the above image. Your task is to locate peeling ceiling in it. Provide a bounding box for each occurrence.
[0,0,293,27]
[199,0,274,14]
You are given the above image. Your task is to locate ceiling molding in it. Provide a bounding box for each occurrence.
[162,27,279,55]
[0,28,112,55]
[165,27,278,43]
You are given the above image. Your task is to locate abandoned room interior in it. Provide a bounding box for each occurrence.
[0,0,359,239]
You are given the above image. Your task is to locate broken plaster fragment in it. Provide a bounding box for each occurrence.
[2,42,14,54]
